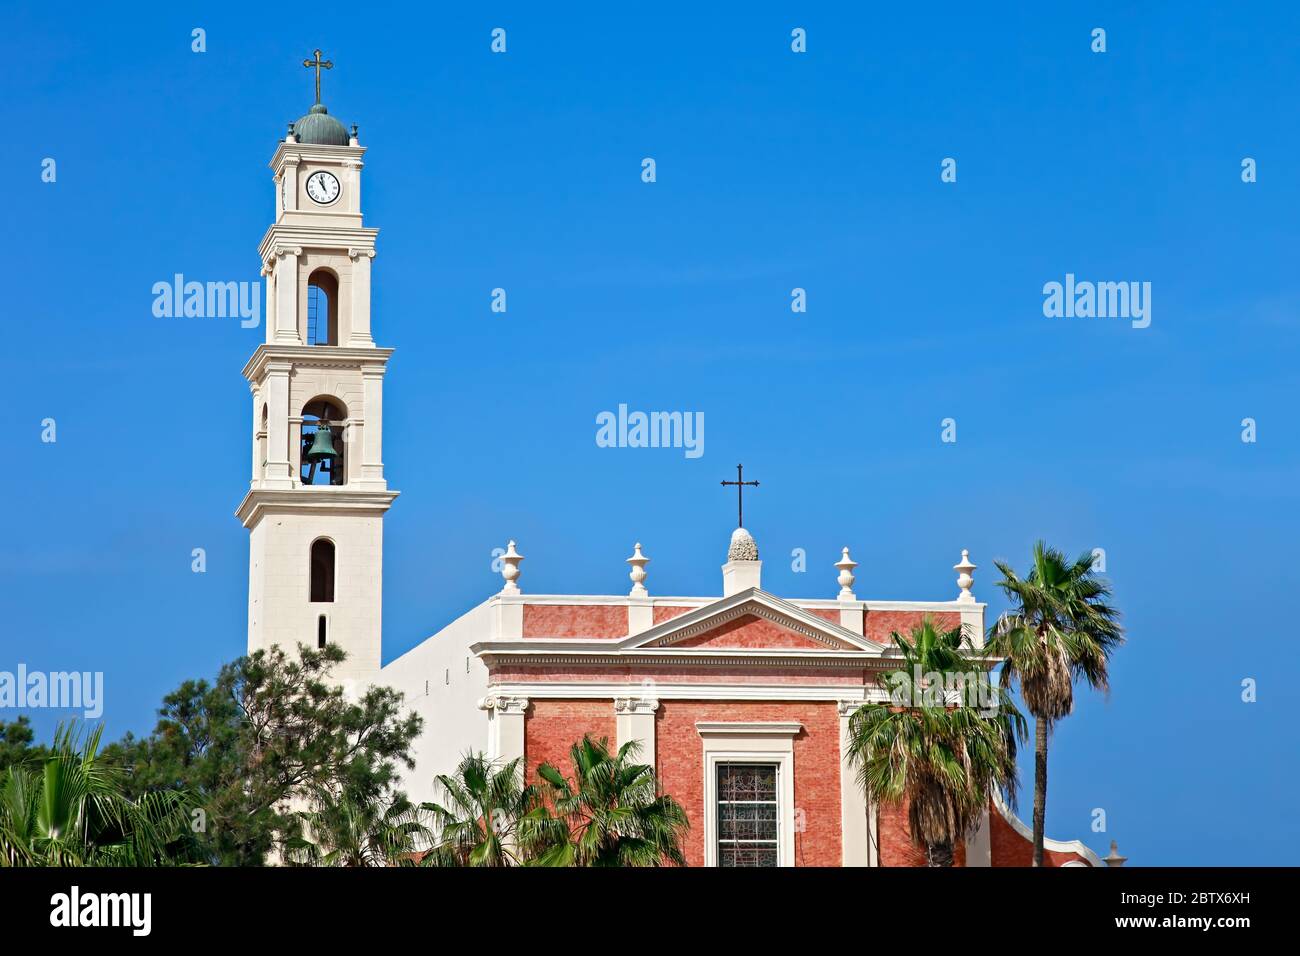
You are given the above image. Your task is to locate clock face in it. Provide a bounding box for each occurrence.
[305,170,341,205]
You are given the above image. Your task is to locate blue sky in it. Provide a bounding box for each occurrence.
[3,2,1298,865]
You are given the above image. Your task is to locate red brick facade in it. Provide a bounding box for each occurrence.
[674,614,841,650]
[654,700,842,867]
[497,597,1097,867]
[877,799,968,867]
[988,802,1091,867]
[523,604,627,638]
[523,699,617,784]
[865,609,961,644]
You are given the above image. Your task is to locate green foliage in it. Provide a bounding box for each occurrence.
[285,785,434,867]
[106,643,422,866]
[423,741,688,867]
[0,716,47,773]
[529,736,688,867]
[986,541,1124,866]
[422,753,543,866]
[0,724,196,866]
[987,541,1124,724]
[846,618,1023,867]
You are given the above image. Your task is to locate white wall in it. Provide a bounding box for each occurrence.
[379,600,494,805]
[248,510,384,682]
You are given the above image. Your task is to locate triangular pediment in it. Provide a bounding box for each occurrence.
[619,588,883,653]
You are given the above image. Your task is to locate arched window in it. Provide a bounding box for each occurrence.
[317,615,328,648]
[301,397,346,486]
[310,539,335,602]
[306,270,339,346]
[257,404,268,476]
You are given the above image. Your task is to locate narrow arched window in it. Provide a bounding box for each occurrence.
[317,615,328,648]
[310,539,335,602]
[306,270,339,345]
[257,404,268,476]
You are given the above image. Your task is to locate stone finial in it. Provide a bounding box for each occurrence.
[500,540,524,594]
[835,546,858,600]
[728,527,759,561]
[1103,841,1128,867]
[286,122,297,143]
[627,542,650,596]
[349,123,360,145]
[954,549,977,602]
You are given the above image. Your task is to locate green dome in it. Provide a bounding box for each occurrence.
[292,103,349,146]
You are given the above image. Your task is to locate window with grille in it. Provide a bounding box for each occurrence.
[716,763,779,867]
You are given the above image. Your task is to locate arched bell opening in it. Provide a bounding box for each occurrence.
[301,396,347,486]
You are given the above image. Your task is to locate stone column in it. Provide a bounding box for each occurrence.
[839,699,874,866]
[965,808,992,866]
[273,246,302,344]
[263,362,294,488]
[347,248,375,346]
[360,366,385,488]
[615,697,658,767]
[480,695,529,766]
[261,261,275,343]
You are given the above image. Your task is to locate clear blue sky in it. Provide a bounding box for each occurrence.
[3,2,1297,865]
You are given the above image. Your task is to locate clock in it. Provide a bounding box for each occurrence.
[305,170,341,205]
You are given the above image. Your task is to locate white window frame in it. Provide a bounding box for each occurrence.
[696,721,801,868]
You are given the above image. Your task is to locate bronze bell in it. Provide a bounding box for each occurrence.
[305,423,339,463]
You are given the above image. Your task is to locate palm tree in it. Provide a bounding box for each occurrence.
[987,541,1124,866]
[422,753,541,866]
[530,735,688,867]
[285,786,434,866]
[847,619,1024,866]
[0,724,193,866]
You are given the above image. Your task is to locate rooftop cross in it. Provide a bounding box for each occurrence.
[303,49,334,104]
[720,463,759,529]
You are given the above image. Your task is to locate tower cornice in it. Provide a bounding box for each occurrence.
[269,141,365,172]
[241,344,393,383]
[235,487,399,528]
[257,224,379,264]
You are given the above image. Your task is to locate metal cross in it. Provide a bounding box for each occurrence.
[720,464,759,529]
[303,49,334,104]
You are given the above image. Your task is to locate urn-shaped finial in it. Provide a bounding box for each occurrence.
[627,542,650,596]
[953,548,976,603]
[500,540,524,594]
[835,546,858,600]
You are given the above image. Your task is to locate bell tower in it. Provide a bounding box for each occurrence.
[236,55,396,683]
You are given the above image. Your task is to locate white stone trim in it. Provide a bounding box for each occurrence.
[487,682,890,703]
[627,599,653,636]
[234,488,398,527]
[696,721,804,736]
[617,588,884,653]
[696,721,801,867]
[476,645,893,671]
[991,791,1103,867]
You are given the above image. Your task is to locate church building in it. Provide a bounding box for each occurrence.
[238,67,1107,868]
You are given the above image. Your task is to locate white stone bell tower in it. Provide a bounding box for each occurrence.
[236,58,395,683]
